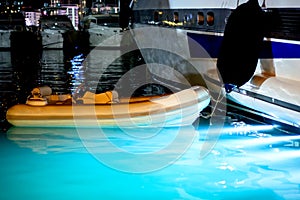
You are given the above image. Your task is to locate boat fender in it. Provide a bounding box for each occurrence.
[217,0,265,88]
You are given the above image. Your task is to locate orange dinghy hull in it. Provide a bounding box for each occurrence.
[6,86,210,128]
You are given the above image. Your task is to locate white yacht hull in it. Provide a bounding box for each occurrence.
[0,31,11,48]
[131,0,300,128]
[41,31,64,49]
[88,25,121,48]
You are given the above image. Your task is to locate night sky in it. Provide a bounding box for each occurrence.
[22,0,49,9]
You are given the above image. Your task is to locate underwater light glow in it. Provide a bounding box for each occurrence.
[232,124,273,132]
[259,134,300,144]
[220,124,274,135]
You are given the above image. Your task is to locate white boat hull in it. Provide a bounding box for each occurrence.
[228,90,300,127]
[41,31,64,49]
[131,0,300,128]
[0,31,11,48]
[88,26,122,48]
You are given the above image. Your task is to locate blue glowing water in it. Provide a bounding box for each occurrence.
[1,123,300,200]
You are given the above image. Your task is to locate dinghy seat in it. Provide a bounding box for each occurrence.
[78,91,119,104]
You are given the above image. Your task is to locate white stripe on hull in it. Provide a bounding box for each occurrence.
[228,91,300,128]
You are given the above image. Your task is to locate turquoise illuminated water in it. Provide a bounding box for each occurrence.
[1,123,300,199]
[1,47,300,199]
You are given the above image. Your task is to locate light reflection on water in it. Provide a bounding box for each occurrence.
[1,123,300,199]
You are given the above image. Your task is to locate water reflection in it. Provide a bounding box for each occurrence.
[7,123,300,167]
[38,50,70,94]
[7,126,198,173]
[6,127,87,154]
[0,51,15,129]
[6,126,195,154]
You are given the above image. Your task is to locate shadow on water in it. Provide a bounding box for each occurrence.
[0,47,41,131]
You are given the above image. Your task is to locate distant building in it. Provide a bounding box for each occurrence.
[2,0,119,28]
[24,4,79,29]
[61,4,79,29]
[24,11,41,26]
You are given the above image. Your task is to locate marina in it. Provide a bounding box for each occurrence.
[1,0,300,199]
